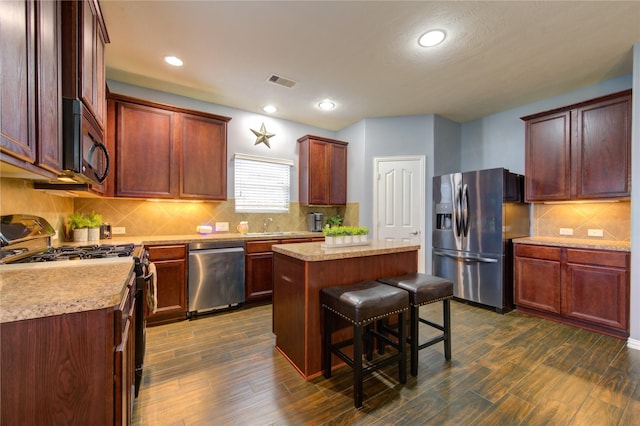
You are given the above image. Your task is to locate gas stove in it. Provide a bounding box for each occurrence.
[17,243,137,263]
[0,214,140,264]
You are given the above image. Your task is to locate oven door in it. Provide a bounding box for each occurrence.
[135,258,155,397]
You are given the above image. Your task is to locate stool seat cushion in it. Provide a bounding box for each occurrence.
[377,273,453,306]
[321,280,409,325]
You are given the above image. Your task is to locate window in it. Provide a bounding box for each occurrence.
[234,154,293,213]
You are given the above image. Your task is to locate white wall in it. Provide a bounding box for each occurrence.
[107,80,337,202]
[630,43,640,348]
[460,74,633,174]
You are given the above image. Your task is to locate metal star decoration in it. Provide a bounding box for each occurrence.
[250,123,275,148]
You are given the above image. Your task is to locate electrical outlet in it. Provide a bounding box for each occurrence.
[215,222,229,232]
[112,227,126,235]
[559,228,573,236]
[587,229,604,237]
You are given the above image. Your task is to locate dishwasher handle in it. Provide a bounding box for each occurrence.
[189,247,244,256]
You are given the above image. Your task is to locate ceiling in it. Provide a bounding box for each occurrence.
[102,1,640,131]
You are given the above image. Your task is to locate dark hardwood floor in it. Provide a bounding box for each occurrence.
[133,301,640,425]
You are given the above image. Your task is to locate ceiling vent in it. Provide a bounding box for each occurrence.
[267,74,296,88]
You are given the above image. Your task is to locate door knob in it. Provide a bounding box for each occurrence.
[410,230,421,236]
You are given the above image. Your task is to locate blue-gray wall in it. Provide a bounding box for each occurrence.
[630,43,640,347]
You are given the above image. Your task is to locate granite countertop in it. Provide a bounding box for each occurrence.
[272,240,421,262]
[0,257,135,324]
[513,236,630,252]
[55,231,324,247]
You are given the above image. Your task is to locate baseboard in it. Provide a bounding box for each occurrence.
[627,337,640,351]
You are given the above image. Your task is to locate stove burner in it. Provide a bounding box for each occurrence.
[18,243,136,263]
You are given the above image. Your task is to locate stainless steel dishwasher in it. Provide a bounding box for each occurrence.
[187,240,245,318]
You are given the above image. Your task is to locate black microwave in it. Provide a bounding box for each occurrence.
[61,98,110,184]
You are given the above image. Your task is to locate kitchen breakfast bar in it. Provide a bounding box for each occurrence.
[272,240,420,379]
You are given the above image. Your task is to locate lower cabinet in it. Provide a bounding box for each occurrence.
[146,244,187,326]
[514,243,629,338]
[0,273,136,425]
[245,237,322,303]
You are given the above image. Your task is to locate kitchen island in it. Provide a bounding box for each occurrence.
[272,240,420,379]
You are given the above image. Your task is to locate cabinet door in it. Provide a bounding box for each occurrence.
[116,101,177,198]
[179,113,227,200]
[35,0,62,173]
[563,263,628,332]
[80,0,107,128]
[329,142,347,205]
[524,111,571,201]
[307,139,330,205]
[514,246,562,314]
[146,245,187,326]
[0,0,36,163]
[574,94,631,199]
[245,252,274,302]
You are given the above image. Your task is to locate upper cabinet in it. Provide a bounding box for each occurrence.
[522,90,631,202]
[298,135,348,206]
[61,0,109,130]
[107,94,230,200]
[0,0,62,179]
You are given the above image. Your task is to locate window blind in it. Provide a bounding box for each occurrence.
[234,154,293,213]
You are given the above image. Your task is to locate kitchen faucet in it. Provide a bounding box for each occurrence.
[264,217,273,233]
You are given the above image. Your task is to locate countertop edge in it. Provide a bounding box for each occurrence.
[513,237,630,252]
[272,241,421,261]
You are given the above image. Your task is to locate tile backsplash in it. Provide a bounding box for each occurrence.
[532,201,630,241]
[0,178,73,239]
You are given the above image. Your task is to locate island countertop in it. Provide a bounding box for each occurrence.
[0,257,135,323]
[271,240,421,262]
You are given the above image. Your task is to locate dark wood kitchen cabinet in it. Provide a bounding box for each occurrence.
[514,243,629,338]
[108,94,230,200]
[245,237,321,303]
[0,273,136,425]
[0,0,62,179]
[298,135,348,206]
[61,0,109,130]
[522,90,631,202]
[145,244,188,326]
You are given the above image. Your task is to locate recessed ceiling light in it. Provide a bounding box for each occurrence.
[318,100,336,111]
[263,105,277,113]
[418,30,446,47]
[164,56,183,66]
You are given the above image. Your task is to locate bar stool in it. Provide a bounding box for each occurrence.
[377,273,453,377]
[321,280,409,409]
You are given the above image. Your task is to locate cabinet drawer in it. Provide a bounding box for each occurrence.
[246,240,278,254]
[515,244,561,261]
[566,249,628,269]
[281,238,312,244]
[147,244,186,261]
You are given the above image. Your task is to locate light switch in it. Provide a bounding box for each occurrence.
[559,228,573,236]
[112,227,126,234]
[215,222,229,232]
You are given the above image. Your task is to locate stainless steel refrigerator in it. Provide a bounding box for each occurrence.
[432,168,529,313]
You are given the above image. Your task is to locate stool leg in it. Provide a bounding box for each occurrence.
[444,299,451,360]
[398,311,407,384]
[323,308,332,378]
[365,322,374,361]
[353,324,364,409]
[410,305,419,377]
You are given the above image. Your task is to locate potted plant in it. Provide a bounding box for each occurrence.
[355,226,369,243]
[86,211,103,242]
[326,215,343,228]
[322,226,339,245]
[342,226,355,244]
[67,212,90,242]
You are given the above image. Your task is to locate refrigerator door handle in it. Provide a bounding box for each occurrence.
[454,185,462,237]
[462,184,470,237]
[433,249,499,264]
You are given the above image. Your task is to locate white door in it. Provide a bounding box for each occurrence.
[374,156,426,272]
